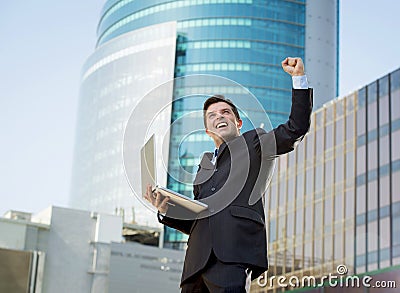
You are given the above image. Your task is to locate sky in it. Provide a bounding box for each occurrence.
[1,0,400,217]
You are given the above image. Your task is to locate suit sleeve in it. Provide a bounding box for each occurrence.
[157,208,194,235]
[156,184,200,235]
[156,168,202,235]
[256,88,313,157]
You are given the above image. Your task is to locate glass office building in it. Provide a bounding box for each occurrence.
[70,23,177,226]
[253,68,400,292]
[71,0,339,248]
[97,0,338,110]
[354,70,400,273]
[97,0,306,126]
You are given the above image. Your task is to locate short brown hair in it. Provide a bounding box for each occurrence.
[203,95,241,127]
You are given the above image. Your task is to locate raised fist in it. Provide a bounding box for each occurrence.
[281,57,305,76]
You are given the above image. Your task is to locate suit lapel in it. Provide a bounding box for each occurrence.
[199,152,214,169]
[216,142,228,163]
[193,152,214,185]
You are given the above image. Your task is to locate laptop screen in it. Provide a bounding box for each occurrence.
[140,134,156,195]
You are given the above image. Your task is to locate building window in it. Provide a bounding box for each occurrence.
[390,68,400,94]
[356,185,366,214]
[357,107,366,136]
[391,83,400,121]
[392,130,400,161]
[367,101,378,131]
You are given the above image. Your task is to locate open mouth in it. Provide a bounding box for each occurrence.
[216,122,228,129]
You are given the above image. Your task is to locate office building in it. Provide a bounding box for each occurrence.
[254,68,400,292]
[0,207,184,293]
[70,0,339,247]
[70,22,177,227]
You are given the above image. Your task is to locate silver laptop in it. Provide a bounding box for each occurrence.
[140,135,208,213]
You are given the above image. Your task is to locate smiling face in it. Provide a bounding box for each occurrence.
[205,101,243,147]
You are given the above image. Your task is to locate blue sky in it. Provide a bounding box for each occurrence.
[1,0,400,216]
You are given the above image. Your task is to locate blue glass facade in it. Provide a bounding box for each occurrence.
[96,0,310,248]
[97,0,305,125]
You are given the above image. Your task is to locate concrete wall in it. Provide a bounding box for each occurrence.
[1,206,184,292]
[108,242,184,293]
[305,0,339,107]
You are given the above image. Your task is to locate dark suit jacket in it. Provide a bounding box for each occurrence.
[159,88,313,285]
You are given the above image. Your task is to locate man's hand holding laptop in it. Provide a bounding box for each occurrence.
[144,184,170,214]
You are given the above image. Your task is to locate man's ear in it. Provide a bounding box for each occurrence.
[237,119,243,129]
[205,128,212,138]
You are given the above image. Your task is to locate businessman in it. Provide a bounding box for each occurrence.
[144,57,313,292]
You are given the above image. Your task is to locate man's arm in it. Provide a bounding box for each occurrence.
[158,184,200,234]
[157,208,194,235]
[273,87,313,155]
[274,57,313,154]
[143,184,195,235]
[256,58,313,156]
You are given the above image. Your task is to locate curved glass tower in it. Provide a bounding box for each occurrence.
[98,0,305,123]
[71,0,338,248]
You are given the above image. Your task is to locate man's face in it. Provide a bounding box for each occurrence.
[205,101,242,146]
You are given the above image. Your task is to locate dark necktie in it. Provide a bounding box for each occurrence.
[211,148,219,165]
